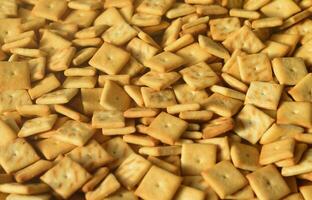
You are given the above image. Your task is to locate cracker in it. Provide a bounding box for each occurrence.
[261,40,290,59]
[198,35,230,60]
[73,48,97,66]
[141,87,177,108]
[270,33,300,56]
[281,149,312,176]
[0,119,16,146]
[64,67,96,77]
[126,38,159,63]
[123,134,159,147]
[123,107,159,118]
[98,75,130,86]
[68,0,102,10]
[102,137,134,168]
[101,120,134,135]
[260,0,301,19]
[138,31,160,49]
[210,85,245,101]
[173,84,209,105]
[18,114,57,137]
[179,110,213,121]
[144,51,184,72]
[164,34,194,52]
[0,138,40,173]
[197,136,230,161]
[234,104,275,144]
[222,25,265,53]
[139,71,181,90]
[92,110,125,129]
[5,194,51,200]
[176,43,214,65]
[53,120,95,146]
[63,76,97,89]
[67,140,113,171]
[259,138,296,165]
[135,166,182,200]
[252,17,283,29]
[137,0,174,16]
[173,185,205,200]
[34,138,76,160]
[167,103,200,114]
[208,17,240,42]
[89,42,130,75]
[181,143,217,175]
[75,25,108,39]
[166,3,196,19]
[115,153,151,189]
[221,73,248,92]
[272,57,308,85]
[39,30,71,55]
[147,156,179,174]
[245,81,283,110]
[243,0,270,11]
[123,85,144,107]
[35,88,78,105]
[203,93,243,117]
[81,88,105,115]
[146,112,188,145]
[27,57,46,82]
[202,117,234,139]
[32,0,67,21]
[64,10,98,28]
[102,22,137,46]
[120,57,145,77]
[85,173,120,200]
[239,54,273,83]
[0,183,49,195]
[100,80,131,111]
[0,62,30,92]
[277,101,312,128]
[161,18,182,47]
[28,74,61,100]
[260,123,304,145]
[180,62,219,90]
[14,160,53,183]
[247,165,290,200]
[0,0,17,16]
[201,160,247,199]
[231,142,261,171]
[131,13,161,27]
[54,105,89,122]
[94,8,125,26]
[40,157,91,199]
[276,143,308,167]
[300,185,312,200]
[288,73,312,102]
[222,49,246,80]
[229,8,260,19]
[139,146,181,156]
[47,47,76,71]
[82,167,109,192]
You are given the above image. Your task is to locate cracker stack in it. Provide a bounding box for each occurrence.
[0,0,312,200]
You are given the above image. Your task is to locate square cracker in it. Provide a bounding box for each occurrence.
[288,73,312,102]
[234,104,275,144]
[203,93,243,117]
[146,112,188,145]
[0,18,21,44]
[39,30,71,55]
[197,136,230,161]
[0,90,32,113]
[81,88,105,115]
[181,143,217,175]
[198,35,230,60]
[35,88,78,105]
[277,101,312,128]
[209,17,241,41]
[260,0,301,19]
[272,57,308,85]
[126,38,159,64]
[53,120,95,146]
[201,160,248,199]
[102,22,137,46]
[100,80,131,111]
[141,87,177,108]
[139,71,180,91]
[0,62,30,92]
[259,138,296,165]
[92,110,125,129]
[245,81,283,110]
[89,42,130,75]
[0,138,40,173]
[231,143,261,171]
[180,62,219,90]
[32,0,68,21]
[135,165,182,200]
[282,148,312,176]
[0,183,49,195]
[173,185,206,200]
[173,84,209,105]
[222,25,265,53]
[115,153,152,190]
[67,140,113,171]
[85,173,120,200]
[137,0,174,15]
[144,51,184,72]
[18,114,57,137]
[176,43,214,66]
[40,157,91,199]
[237,53,273,83]
[64,10,98,28]
[247,165,290,200]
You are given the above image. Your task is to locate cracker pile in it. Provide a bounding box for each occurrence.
[0,0,312,199]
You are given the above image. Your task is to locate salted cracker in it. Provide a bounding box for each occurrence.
[18,114,57,137]
[139,71,181,91]
[14,160,53,183]
[231,143,261,171]
[288,73,312,102]
[0,183,49,195]
[202,117,234,139]
[173,84,208,105]
[32,0,67,21]
[141,87,177,108]
[92,110,125,129]
[35,88,78,105]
